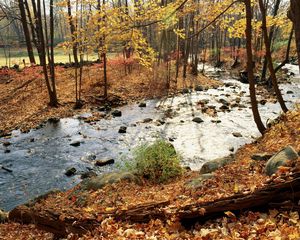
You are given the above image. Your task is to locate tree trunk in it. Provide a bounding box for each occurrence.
[258,0,288,113]
[18,0,35,64]
[245,0,266,134]
[288,0,300,71]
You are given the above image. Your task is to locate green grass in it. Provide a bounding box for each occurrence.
[0,47,100,67]
[123,139,184,183]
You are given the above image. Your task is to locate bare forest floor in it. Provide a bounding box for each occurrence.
[0,108,300,239]
[0,62,220,135]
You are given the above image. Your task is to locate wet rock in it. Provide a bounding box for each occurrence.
[0,209,8,223]
[219,105,229,110]
[287,90,294,94]
[65,167,77,176]
[80,172,141,190]
[238,104,247,108]
[157,119,166,125]
[143,118,153,123]
[225,82,235,87]
[260,99,267,105]
[169,137,175,142]
[198,99,209,105]
[81,171,97,179]
[180,120,185,123]
[182,88,190,94]
[30,138,35,142]
[195,85,203,91]
[138,102,146,107]
[211,119,221,123]
[2,141,11,147]
[231,103,239,108]
[95,159,115,167]
[118,126,127,133]
[218,99,229,106]
[111,109,122,117]
[192,117,204,123]
[70,141,81,147]
[186,173,214,188]
[265,146,298,176]
[251,153,273,161]
[4,149,10,153]
[232,132,242,137]
[229,147,234,152]
[48,117,60,124]
[200,154,235,174]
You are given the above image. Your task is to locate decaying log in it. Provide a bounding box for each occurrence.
[178,172,300,222]
[8,172,300,237]
[9,205,99,237]
[116,200,170,222]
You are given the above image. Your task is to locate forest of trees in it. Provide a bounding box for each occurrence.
[0,0,299,132]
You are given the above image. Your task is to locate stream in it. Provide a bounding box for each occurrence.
[0,64,299,211]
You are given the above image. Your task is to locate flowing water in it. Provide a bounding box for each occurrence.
[0,65,299,211]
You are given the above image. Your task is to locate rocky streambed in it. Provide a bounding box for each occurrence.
[0,65,300,211]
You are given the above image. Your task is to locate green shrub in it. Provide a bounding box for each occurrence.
[125,139,183,183]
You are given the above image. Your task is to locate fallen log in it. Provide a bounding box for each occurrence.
[8,172,300,237]
[9,205,100,237]
[178,172,300,223]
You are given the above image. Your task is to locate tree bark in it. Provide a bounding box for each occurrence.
[288,0,300,71]
[245,0,266,134]
[258,0,288,113]
[18,0,36,64]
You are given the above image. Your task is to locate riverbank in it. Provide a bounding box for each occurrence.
[0,108,299,239]
[0,62,220,136]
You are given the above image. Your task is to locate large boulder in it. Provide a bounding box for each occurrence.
[265,146,299,176]
[186,173,214,188]
[80,172,141,191]
[200,155,235,174]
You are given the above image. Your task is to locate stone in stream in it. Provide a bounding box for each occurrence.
[0,209,8,223]
[4,149,10,153]
[195,85,204,91]
[265,146,298,176]
[95,159,115,167]
[192,117,204,123]
[260,99,267,105]
[287,90,294,94]
[219,105,229,111]
[47,117,60,124]
[138,102,146,107]
[70,141,81,147]
[200,154,235,174]
[218,99,229,106]
[81,171,97,179]
[2,141,11,147]
[225,82,235,87]
[232,132,242,138]
[30,138,35,142]
[229,147,234,152]
[186,173,214,188]
[80,172,141,191]
[111,109,122,117]
[118,126,127,133]
[182,88,190,94]
[251,153,273,161]
[143,118,153,123]
[65,167,77,176]
[211,119,221,123]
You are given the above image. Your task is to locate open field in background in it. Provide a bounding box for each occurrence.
[0,48,103,67]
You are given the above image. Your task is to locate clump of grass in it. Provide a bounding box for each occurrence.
[125,139,183,183]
